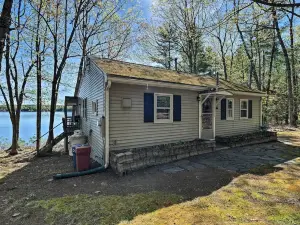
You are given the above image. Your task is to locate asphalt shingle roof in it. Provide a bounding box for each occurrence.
[91,57,265,94]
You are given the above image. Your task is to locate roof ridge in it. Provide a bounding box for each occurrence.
[89,56,265,95]
[89,56,213,79]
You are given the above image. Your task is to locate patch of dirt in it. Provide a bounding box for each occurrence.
[0,153,236,225]
[1,132,299,225]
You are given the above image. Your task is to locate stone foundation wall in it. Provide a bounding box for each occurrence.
[110,139,216,175]
[215,131,277,148]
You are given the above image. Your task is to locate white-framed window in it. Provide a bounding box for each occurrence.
[83,98,87,120]
[82,99,85,118]
[154,93,173,123]
[226,98,234,120]
[240,99,248,119]
[92,101,97,115]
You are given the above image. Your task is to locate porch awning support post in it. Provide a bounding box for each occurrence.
[200,93,211,105]
[212,94,216,139]
[198,94,202,139]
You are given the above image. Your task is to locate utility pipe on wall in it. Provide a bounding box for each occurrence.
[104,80,111,168]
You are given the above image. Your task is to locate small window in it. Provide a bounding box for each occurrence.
[84,98,87,120]
[92,101,97,115]
[154,93,173,123]
[91,100,98,116]
[78,104,81,116]
[96,100,99,116]
[82,99,85,118]
[226,98,234,120]
[240,99,248,119]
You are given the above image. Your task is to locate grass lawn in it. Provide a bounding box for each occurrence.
[30,192,184,225]
[119,158,300,225]
[278,131,300,146]
[1,131,300,225]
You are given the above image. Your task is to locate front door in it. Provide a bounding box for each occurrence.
[202,97,213,139]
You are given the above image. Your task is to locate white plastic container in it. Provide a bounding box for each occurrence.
[68,132,87,156]
[73,130,83,135]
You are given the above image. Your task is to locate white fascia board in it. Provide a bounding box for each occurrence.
[108,76,211,91]
[215,90,233,96]
[230,90,267,97]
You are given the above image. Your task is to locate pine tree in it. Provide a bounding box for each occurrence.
[150,23,177,69]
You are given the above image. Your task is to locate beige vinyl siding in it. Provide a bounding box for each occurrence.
[109,83,199,151]
[77,62,105,164]
[215,96,261,136]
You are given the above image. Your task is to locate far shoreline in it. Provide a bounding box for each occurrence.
[0,110,66,112]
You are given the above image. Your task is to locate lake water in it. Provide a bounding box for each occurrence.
[0,112,64,145]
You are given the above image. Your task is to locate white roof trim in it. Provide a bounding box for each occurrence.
[107,75,267,96]
[230,90,267,97]
[215,90,233,96]
[108,76,210,91]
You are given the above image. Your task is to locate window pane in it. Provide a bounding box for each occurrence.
[241,109,247,117]
[157,96,170,107]
[241,101,247,109]
[228,110,232,118]
[157,109,170,119]
[202,98,212,113]
[228,100,233,109]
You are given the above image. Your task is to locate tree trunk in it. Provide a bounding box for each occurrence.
[4,30,18,155]
[15,108,20,144]
[0,0,13,69]
[289,4,298,125]
[75,56,85,95]
[36,56,42,154]
[234,0,260,89]
[220,43,228,80]
[10,122,18,155]
[46,79,58,152]
[36,0,43,154]
[266,37,276,94]
[272,9,295,126]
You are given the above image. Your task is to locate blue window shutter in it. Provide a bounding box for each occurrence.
[221,98,226,120]
[173,95,181,121]
[144,93,154,122]
[248,100,253,118]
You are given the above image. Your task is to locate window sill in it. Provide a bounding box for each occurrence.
[240,117,248,120]
[226,118,234,120]
[154,119,173,124]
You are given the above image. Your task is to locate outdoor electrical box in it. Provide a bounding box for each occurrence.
[122,98,132,108]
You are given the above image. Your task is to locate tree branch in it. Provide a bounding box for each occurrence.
[252,0,300,7]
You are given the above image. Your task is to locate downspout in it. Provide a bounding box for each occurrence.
[104,80,111,168]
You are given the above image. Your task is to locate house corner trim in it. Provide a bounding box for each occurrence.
[104,80,111,168]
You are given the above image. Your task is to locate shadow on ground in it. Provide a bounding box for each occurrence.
[0,140,299,225]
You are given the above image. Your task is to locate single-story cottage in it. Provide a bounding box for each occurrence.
[70,57,271,174]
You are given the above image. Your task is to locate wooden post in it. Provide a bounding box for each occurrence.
[198,94,202,139]
[64,135,68,154]
[212,95,216,139]
[260,97,263,127]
